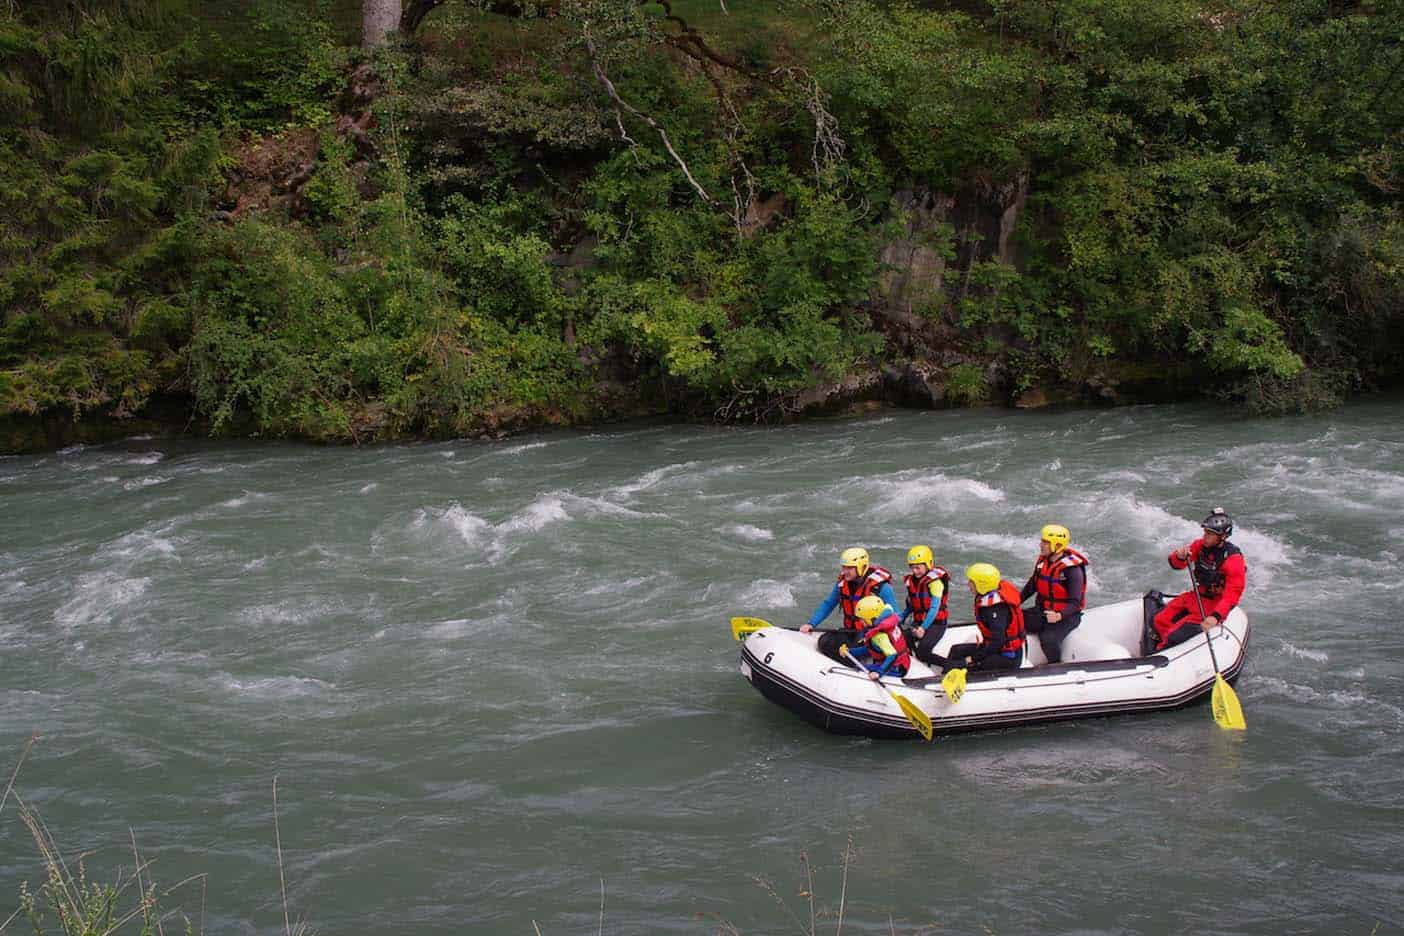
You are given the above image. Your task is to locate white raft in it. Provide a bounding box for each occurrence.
[738,593,1249,739]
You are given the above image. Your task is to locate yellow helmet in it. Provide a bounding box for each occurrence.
[906,545,933,566]
[1040,523,1071,552]
[840,547,870,577]
[855,595,886,621]
[966,562,1001,594]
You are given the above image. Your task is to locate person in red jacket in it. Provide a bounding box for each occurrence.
[1150,508,1246,652]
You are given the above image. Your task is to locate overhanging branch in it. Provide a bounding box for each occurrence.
[583,24,714,205]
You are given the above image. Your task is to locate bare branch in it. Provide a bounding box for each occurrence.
[583,25,714,204]
[773,66,844,179]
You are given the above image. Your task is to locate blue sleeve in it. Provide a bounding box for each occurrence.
[921,604,940,630]
[808,583,841,627]
[877,582,899,610]
[873,653,898,676]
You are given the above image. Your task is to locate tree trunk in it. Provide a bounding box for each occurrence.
[363,0,401,48]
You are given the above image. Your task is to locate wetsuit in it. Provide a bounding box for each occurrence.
[903,567,951,666]
[807,569,899,662]
[927,581,1025,674]
[846,605,912,677]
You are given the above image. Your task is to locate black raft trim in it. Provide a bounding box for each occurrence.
[741,642,1245,740]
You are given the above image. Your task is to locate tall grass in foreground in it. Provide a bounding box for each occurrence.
[0,734,312,936]
[5,735,944,934]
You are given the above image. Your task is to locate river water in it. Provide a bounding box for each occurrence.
[2,401,1402,934]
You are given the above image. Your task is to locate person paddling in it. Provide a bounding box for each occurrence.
[1149,508,1246,652]
[901,544,952,665]
[1019,523,1089,664]
[845,595,912,680]
[801,547,899,662]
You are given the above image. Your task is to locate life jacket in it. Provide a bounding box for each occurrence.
[864,606,911,673]
[904,566,951,624]
[1034,548,1089,613]
[973,580,1026,656]
[837,566,892,630]
[1193,540,1243,599]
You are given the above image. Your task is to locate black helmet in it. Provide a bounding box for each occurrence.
[1201,507,1233,537]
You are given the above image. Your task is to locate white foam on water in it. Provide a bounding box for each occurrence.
[844,470,1006,518]
[54,573,151,630]
[392,491,661,565]
[218,674,333,699]
[1279,641,1329,663]
[1096,470,1147,485]
[721,523,774,542]
[102,529,181,562]
[946,530,1028,558]
[416,504,493,547]
[424,617,502,640]
[566,492,664,519]
[608,461,701,498]
[242,557,268,572]
[582,576,650,596]
[1229,526,1291,584]
[220,491,268,509]
[709,578,797,609]
[495,441,548,455]
[125,452,164,465]
[238,598,339,627]
[58,444,89,456]
[359,482,379,494]
[1255,676,1404,724]
[498,495,571,534]
[729,496,791,515]
[122,476,169,490]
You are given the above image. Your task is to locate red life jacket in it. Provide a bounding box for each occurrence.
[837,566,892,630]
[905,566,951,624]
[863,607,912,672]
[973,580,1026,655]
[1034,547,1089,613]
[1193,540,1243,599]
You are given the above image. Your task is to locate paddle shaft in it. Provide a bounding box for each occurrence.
[1185,563,1225,673]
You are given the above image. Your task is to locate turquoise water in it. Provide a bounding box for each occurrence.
[2,401,1401,934]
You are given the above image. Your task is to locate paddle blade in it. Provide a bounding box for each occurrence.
[730,616,773,641]
[1211,674,1247,731]
[941,667,967,704]
[893,691,934,742]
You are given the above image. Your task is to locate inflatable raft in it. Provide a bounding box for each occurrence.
[738,593,1249,739]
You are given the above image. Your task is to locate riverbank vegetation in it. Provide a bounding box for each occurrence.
[1,0,1401,450]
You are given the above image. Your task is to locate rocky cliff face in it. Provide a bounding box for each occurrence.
[863,172,1032,407]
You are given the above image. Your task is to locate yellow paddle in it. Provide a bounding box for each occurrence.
[940,666,967,703]
[730,616,775,640]
[839,645,934,742]
[1186,566,1247,731]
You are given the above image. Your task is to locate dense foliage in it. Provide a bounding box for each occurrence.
[1,0,1400,447]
